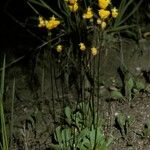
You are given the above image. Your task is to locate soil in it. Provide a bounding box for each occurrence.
[2,36,150,150]
[1,0,150,149]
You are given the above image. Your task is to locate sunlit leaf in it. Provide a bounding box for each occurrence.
[126,77,134,90]
[135,80,145,91]
[65,106,72,125]
[111,90,124,100]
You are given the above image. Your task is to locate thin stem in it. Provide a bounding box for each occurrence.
[10,78,15,149]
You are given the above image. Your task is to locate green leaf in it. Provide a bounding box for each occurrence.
[76,128,89,149]
[77,128,88,141]
[145,84,150,93]
[55,126,62,144]
[113,0,142,27]
[116,113,126,128]
[28,0,62,19]
[89,126,96,148]
[146,121,150,131]
[65,106,72,125]
[49,144,61,150]
[1,55,6,98]
[105,137,113,148]
[111,90,124,100]
[135,81,145,91]
[0,55,9,150]
[62,128,72,146]
[126,116,135,127]
[78,138,89,150]
[126,77,134,90]
[108,25,136,33]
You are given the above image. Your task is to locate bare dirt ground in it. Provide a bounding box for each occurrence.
[3,38,150,150]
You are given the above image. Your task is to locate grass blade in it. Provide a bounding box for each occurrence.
[29,0,62,18]
[0,55,9,150]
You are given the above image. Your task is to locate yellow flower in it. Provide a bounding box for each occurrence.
[83,7,94,19]
[89,18,94,22]
[91,47,97,56]
[69,0,77,5]
[101,21,107,30]
[69,2,78,12]
[79,42,86,51]
[45,16,60,30]
[98,9,110,20]
[56,45,63,53]
[111,7,118,18]
[98,0,111,9]
[38,16,45,28]
[97,18,106,30]
[97,18,102,24]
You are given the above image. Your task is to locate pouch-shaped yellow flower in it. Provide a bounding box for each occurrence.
[101,21,107,30]
[98,0,111,9]
[97,18,102,24]
[111,7,118,18]
[45,16,60,30]
[69,2,78,12]
[98,9,110,20]
[56,45,63,52]
[69,0,77,5]
[83,7,93,19]
[91,47,97,56]
[38,16,45,28]
[79,42,86,51]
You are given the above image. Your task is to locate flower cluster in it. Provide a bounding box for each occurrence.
[65,0,79,12]
[81,0,119,30]
[55,42,98,56]
[38,16,60,30]
[97,0,118,29]
[37,0,119,55]
[79,42,98,56]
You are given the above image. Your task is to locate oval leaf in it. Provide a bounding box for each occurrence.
[111,91,124,100]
